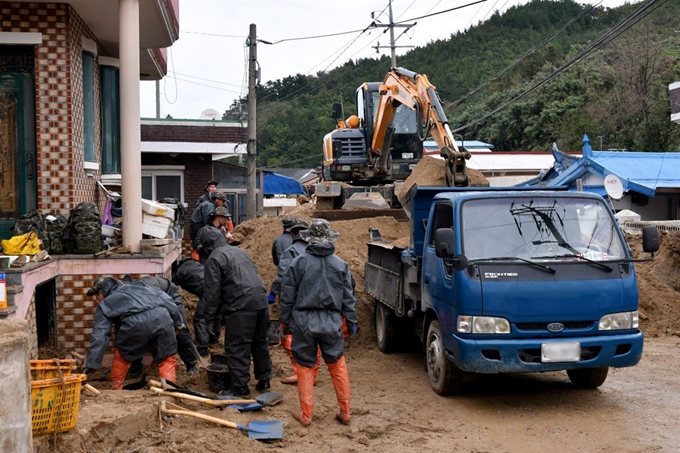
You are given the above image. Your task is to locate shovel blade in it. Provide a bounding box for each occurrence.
[244,420,284,440]
[229,402,264,412]
[254,392,284,406]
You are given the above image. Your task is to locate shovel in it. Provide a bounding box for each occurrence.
[149,379,210,399]
[150,386,283,408]
[159,400,283,440]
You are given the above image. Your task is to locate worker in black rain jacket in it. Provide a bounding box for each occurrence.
[195,180,219,207]
[85,277,185,389]
[123,275,200,375]
[271,215,297,266]
[189,192,228,245]
[200,227,272,398]
[268,217,319,385]
[279,218,358,427]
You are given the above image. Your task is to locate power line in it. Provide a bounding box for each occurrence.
[452,0,668,133]
[452,0,602,106]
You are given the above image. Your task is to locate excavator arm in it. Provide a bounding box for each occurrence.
[371,67,470,187]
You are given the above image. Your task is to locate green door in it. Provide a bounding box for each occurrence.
[0,47,37,241]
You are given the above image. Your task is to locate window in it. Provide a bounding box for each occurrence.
[141,168,184,202]
[429,203,453,247]
[100,63,120,174]
[82,51,95,162]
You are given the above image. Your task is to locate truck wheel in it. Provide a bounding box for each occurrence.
[426,320,463,395]
[375,302,399,353]
[567,367,609,389]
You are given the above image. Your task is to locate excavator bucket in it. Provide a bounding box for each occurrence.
[341,192,391,210]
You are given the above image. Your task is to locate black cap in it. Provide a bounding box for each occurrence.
[204,180,219,191]
[87,276,122,297]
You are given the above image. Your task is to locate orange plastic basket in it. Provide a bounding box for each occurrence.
[30,359,77,380]
[31,374,86,436]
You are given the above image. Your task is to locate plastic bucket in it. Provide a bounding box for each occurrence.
[205,364,231,393]
[210,353,228,365]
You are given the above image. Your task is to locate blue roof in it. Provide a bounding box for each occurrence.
[263,172,304,196]
[518,135,680,197]
[423,139,493,150]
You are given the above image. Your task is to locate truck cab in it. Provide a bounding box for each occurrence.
[366,187,659,394]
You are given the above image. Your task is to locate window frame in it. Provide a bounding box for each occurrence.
[82,50,96,163]
[141,166,185,204]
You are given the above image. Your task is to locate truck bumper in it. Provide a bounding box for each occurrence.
[446,332,644,374]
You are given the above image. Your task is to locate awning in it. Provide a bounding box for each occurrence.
[263,172,304,196]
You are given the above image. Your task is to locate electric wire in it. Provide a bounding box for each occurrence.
[452,0,667,133]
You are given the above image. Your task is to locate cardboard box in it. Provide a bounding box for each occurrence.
[142,213,172,239]
[141,199,175,220]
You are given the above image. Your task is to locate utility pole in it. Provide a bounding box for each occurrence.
[155,80,160,118]
[598,135,604,151]
[246,24,257,220]
[372,0,415,68]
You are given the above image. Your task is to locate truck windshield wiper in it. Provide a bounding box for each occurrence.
[532,254,613,272]
[472,257,556,274]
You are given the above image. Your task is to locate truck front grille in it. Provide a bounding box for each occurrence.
[516,321,594,331]
[338,137,366,159]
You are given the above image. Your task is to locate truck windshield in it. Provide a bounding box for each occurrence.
[461,197,626,262]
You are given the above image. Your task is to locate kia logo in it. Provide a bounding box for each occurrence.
[547,323,565,332]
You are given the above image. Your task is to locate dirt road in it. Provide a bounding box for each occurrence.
[54,336,680,453]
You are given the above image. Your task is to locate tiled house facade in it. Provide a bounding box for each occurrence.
[0,1,181,356]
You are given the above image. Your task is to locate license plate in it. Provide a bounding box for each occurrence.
[541,341,581,363]
[402,153,414,159]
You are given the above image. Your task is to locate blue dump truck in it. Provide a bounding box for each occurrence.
[365,186,659,394]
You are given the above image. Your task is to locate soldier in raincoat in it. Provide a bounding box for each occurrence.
[85,277,185,389]
[280,219,358,426]
[271,215,297,266]
[200,227,272,397]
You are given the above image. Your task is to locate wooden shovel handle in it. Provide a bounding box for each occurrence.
[149,383,258,406]
[82,384,101,396]
[160,401,239,430]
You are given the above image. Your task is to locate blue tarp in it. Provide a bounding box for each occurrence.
[263,171,304,196]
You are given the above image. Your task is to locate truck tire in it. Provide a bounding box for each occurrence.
[375,302,400,353]
[567,367,609,389]
[426,320,463,395]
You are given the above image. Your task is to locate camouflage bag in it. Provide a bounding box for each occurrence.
[62,202,103,254]
[45,214,68,255]
[13,209,49,252]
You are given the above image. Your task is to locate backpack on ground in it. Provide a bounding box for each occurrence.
[62,202,103,254]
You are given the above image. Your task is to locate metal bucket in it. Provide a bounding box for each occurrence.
[205,364,231,393]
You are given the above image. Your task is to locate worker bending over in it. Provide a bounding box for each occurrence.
[85,276,185,389]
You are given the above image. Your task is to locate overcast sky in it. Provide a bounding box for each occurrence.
[139,0,634,119]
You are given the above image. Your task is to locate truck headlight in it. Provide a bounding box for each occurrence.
[457,315,511,334]
[598,311,638,330]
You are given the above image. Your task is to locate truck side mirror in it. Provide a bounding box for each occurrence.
[642,226,659,254]
[434,228,468,271]
[434,228,455,258]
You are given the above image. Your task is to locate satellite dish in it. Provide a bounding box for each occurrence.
[604,174,624,200]
[200,108,221,120]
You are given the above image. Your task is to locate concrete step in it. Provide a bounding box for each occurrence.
[0,285,23,319]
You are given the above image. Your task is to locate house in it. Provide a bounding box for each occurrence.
[424,139,576,186]
[518,135,680,221]
[0,1,181,359]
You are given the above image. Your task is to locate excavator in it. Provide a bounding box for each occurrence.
[315,67,471,217]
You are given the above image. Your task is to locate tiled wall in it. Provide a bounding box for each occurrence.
[57,272,167,353]
[0,2,105,216]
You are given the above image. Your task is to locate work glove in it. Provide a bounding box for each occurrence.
[267,292,277,304]
[175,323,188,333]
[348,323,358,338]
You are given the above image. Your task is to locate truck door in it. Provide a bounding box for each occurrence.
[422,203,457,332]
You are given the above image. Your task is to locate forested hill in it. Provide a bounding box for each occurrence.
[239,0,680,168]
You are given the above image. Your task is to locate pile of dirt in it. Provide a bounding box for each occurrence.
[396,156,489,210]
[627,231,680,337]
[233,211,411,347]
